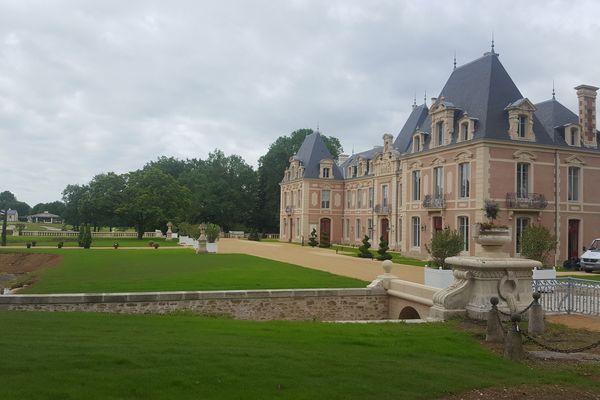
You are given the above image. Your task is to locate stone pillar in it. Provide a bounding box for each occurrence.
[504,314,524,361]
[486,297,504,343]
[528,292,544,336]
[166,222,173,241]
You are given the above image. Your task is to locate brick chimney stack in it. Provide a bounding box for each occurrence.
[574,84,598,148]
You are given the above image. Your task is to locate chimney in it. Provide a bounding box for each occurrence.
[337,154,349,165]
[574,84,598,147]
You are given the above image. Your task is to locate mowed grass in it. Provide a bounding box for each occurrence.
[333,245,427,267]
[0,312,597,400]
[14,249,366,293]
[6,236,180,247]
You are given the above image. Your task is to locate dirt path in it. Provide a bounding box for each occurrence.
[219,239,425,284]
[546,314,600,332]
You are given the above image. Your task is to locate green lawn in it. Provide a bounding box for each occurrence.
[0,312,596,399]
[13,249,366,293]
[332,245,427,267]
[6,236,180,247]
[563,274,600,281]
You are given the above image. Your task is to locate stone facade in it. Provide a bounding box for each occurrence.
[0,288,388,321]
[280,51,600,265]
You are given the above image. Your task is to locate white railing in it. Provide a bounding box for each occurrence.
[19,231,161,238]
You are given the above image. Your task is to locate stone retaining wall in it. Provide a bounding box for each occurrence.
[0,288,388,321]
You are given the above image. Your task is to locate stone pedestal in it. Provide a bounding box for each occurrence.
[166,222,173,241]
[429,224,541,320]
[196,233,207,254]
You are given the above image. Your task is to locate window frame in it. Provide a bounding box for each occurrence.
[516,162,530,199]
[321,190,331,209]
[412,170,421,201]
[458,162,470,198]
[411,216,421,247]
[458,216,469,252]
[568,166,580,202]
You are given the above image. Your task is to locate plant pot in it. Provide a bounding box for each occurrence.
[26,243,31,248]
[424,267,455,289]
[206,242,218,253]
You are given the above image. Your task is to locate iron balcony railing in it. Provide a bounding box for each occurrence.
[506,192,548,209]
[422,194,446,209]
[374,204,391,214]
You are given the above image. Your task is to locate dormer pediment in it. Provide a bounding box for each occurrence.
[564,155,585,166]
[430,157,446,166]
[513,150,536,162]
[505,98,536,112]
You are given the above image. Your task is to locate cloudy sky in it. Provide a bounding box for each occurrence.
[1,0,599,206]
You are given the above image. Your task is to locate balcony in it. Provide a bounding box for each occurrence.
[374,204,391,215]
[422,194,446,209]
[284,206,294,214]
[506,193,547,210]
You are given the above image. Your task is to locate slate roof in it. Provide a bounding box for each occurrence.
[30,211,61,218]
[338,146,382,178]
[394,104,429,152]
[294,132,343,179]
[1,209,18,215]
[534,98,579,144]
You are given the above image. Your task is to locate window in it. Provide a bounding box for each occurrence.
[516,217,530,254]
[322,168,330,178]
[356,219,361,239]
[344,218,350,239]
[367,218,373,237]
[284,192,289,206]
[351,166,357,178]
[346,190,351,208]
[568,166,580,202]
[291,191,296,207]
[398,183,403,206]
[412,216,421,247]
[458,216,469,251]
[436,122,444,146]
[321,190,330,209]
[413,135,421,152]
[516,163,529,198]
[570,128,579,146]
[433,167,443,198]
[461,123,469,141]
[382,185,389,207]
[412,170,421,201]
[368,187,374,208]
[357,189,363,208]
[459,163,470,198]
[296,218,300,237]
[517,116,527,138]
[297,190,301,207]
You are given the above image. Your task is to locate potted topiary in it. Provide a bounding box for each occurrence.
[473,199,511,253]
[205,223,220,253]
[26,242,31,249]
[31,241,37,247]
[153,243,160,249]
[308,228,318,247]
[358,235,373,258]
[376,236,392,261]
[57,241,64,249]
[113,242,119,249]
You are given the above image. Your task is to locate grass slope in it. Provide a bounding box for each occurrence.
[16,250,366,293]
[0,312,596,400]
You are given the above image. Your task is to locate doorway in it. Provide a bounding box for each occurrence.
[568,219,580,258]
[320,218,331,242]
[380,218,389,243]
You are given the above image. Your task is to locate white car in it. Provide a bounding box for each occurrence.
[580,238,600,273]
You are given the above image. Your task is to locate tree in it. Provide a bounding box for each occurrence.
[62,184,90,229]
[31,201,66,217]
[426,229,463,269]
[358,235,373,258]
[256,129,343,233]
[0,190,31,216]
[376,236,392,261]
[118,167,192,239]
[86,173,126,230]
[81,224,92,249]
[521,224,557,266]
[308,228,318,247]
[319,230,331,248]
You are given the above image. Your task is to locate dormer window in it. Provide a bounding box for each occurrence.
[505,98,536,141]
[518,115,527,138]
[351,166,357,178]
[413,134,422,153]
[436,122,444,146]
[322,168,330,178]
[568,126,581,147]
[461,123,468,141]
[320,159,334,179]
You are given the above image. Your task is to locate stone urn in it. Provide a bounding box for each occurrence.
[472,224,511,257]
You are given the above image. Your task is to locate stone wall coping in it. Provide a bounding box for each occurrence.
[0,287,386,305]
[445,256,542,270]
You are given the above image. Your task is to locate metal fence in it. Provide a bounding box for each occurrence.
[533,277,600,316]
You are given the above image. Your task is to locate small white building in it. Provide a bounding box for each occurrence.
[1,209,18,222]
[28,211,62,224]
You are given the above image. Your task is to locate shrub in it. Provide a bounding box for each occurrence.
[77,226,85,247]
[113,242,119,249]
[205,223,221,243]
[57,242,63,249]
[358,235,373,258]
[484,199,499,223]
[153,243,160,249]
[248,231,261,241]
[520,224,556,266]
[31,241,37,247]
[177,223,201,239]
[26,243,31,248]
[426,228,463,269]
[148,241,154,247]
[319,230,331,248]
[308,228,318,247]
[376,236,392,261]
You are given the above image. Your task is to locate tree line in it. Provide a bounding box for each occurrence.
[1,129,342,237]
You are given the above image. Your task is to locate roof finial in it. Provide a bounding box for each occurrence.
[412,92,417,109]
[316,121,319,133]
[424,90,427,105]
[552,80,556,100]
[453,50,456,70]
[491,32,495,54]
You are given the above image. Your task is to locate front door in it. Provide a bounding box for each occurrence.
[568,219,579,258]
[320,218,331,242]
[381,218,389,243]
[433,216,443,233]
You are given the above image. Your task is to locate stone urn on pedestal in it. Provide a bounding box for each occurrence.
[196,224,207,254]
[430,219,541,321]
[166,222,173,241]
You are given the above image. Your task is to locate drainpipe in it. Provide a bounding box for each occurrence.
[554,150,560,266]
